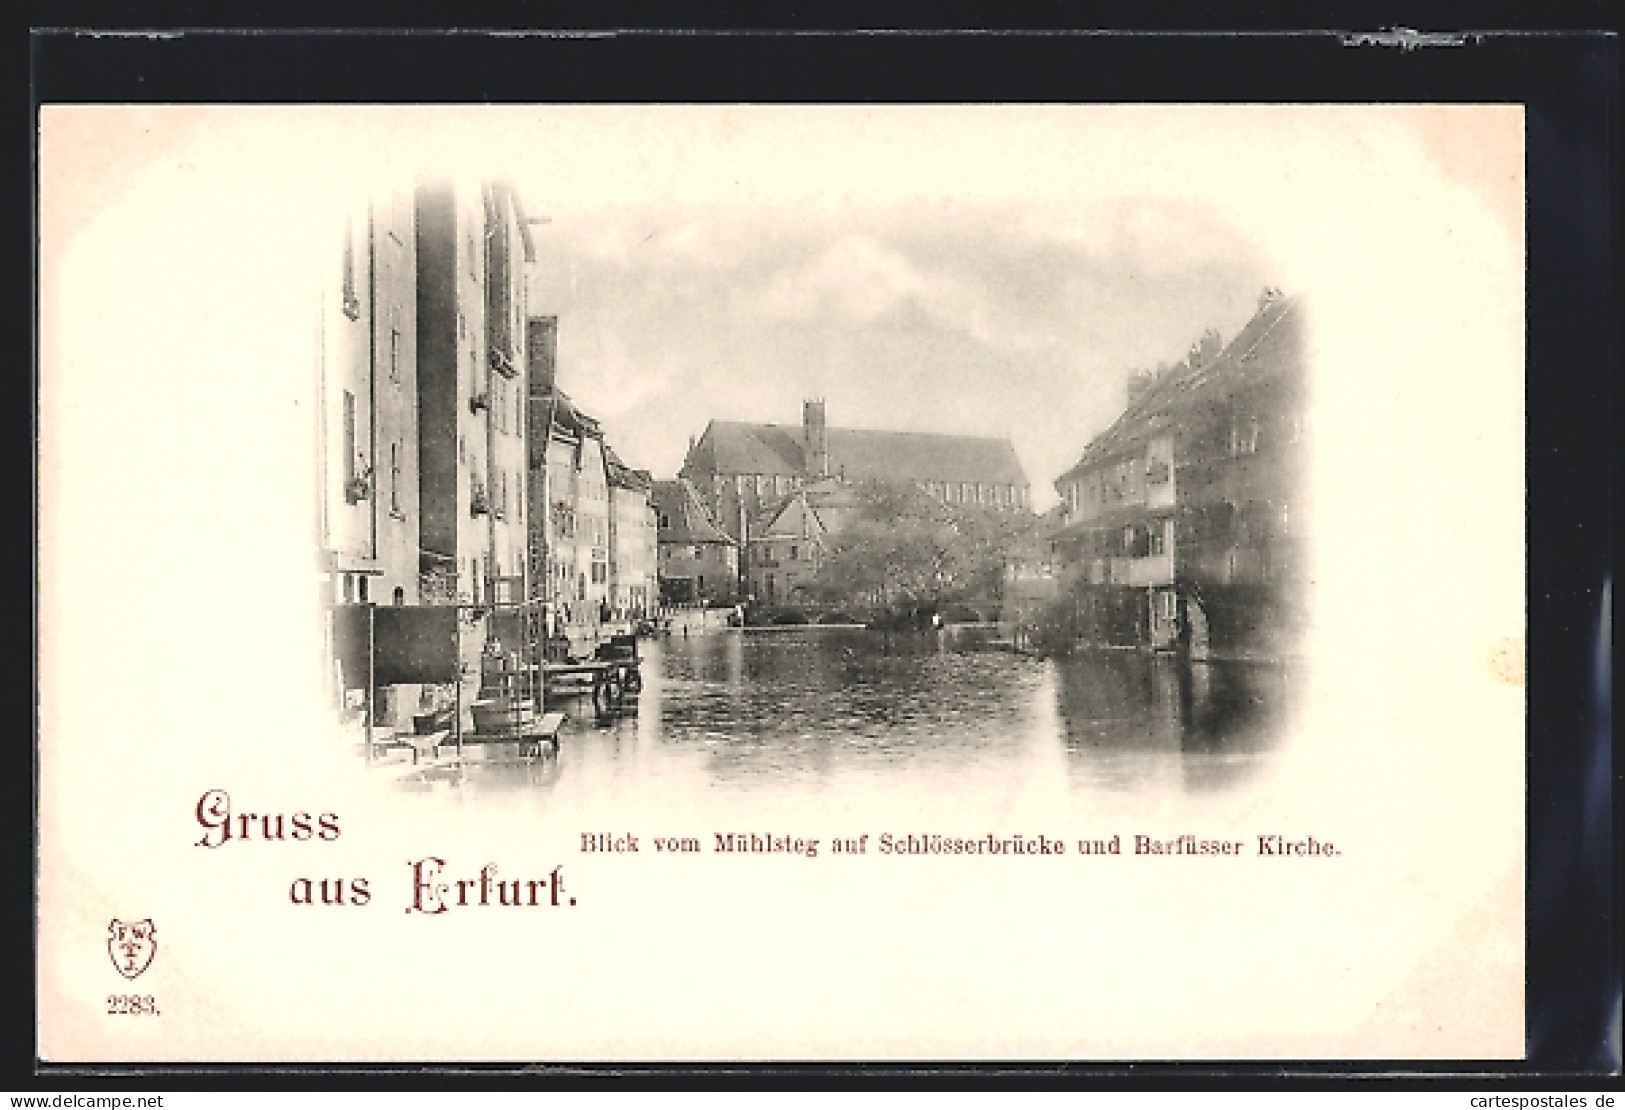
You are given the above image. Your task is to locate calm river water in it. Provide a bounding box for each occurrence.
[450,626,1298,806]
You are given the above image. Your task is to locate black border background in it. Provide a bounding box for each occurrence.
[23,22,1619,1090]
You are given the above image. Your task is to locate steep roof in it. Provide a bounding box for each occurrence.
[760,495,827,541]
[528,386,602,459]
[686,422,804,477]
[827,427,1027,486]
[604,445,653,492]
[802,478,867,536]
[686,420,1028,487]
[749,479,870,541]
[652,479,736,545]
[1055,292,1302,486]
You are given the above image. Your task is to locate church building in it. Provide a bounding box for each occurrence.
[679,400,1031,551]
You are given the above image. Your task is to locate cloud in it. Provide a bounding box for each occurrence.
[533,194,1272,497]
[553,207,778,276]
[561,331,680,423]
[1017,197,1255,279]
[751,234,1002,346]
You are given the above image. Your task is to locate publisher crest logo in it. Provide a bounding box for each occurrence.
[108,918,157,979]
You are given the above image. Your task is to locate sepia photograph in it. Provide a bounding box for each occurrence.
[38,103,1526,1062]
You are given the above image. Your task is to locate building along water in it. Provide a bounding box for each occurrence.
[679,399,1032,604]
[320,181,668,730]
[525,315,656,655]
[652,478,741,605]
[605,445,659,623]
[414,180,535,615]
[317,179,536,727]
[743,477,866,606]
[316,187,424,722]
[318,187,421,614]
[1049,289,1307,661]
[681,400,1031,542]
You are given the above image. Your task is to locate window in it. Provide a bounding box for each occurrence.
[789,545,798,561]
[1149,519,1168,556]
[342,391,357,481]
[1230,415,1260,456]
[389,442,401,513]
[357,575,369,603]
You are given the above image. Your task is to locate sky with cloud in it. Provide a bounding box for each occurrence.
[44,104,1519,519]
[527,198,1270,506]
[481,106,1298,508]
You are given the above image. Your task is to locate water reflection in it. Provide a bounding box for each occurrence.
[649,627,1050,781]
[1050,649,1292,792]
[452,627,1294,799]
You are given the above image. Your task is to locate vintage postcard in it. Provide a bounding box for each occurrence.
[37,105,1525,1061]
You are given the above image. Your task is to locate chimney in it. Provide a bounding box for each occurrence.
[526,315,558,396]
[802,398,829,478]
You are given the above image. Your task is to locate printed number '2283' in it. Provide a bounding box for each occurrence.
[107,994,159,1015]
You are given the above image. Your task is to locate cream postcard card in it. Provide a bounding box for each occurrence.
[38,105,1525,1061]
